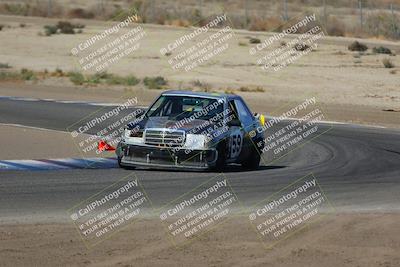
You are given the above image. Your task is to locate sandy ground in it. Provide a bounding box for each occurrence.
[0,14,399,267]
[0,124,100,159]
[0,15,399,128]
[0,214,399,267]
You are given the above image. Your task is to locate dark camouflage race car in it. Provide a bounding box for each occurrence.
[116,90,265,170]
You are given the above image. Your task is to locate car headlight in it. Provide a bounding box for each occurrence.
[124,128,131,139]
[124,128,144,144]
[185,134,207,150]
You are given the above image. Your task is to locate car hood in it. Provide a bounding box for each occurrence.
[128,116,216,135]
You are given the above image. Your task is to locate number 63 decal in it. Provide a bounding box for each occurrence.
[230,133,243,159]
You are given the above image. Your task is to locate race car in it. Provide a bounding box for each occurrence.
[116,90,265,170]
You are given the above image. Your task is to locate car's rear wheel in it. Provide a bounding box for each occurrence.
[241,147,261,170]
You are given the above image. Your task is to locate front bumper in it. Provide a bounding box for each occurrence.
[117,142,218,170]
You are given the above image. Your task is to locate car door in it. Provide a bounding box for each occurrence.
[233,98,259,160]
[226,100,245,162]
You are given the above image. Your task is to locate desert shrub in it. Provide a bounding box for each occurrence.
[224,88,236,94]
[0,63,11,69]
[0,24,4,31]
[0,71,19,81]
[67,8,94,19]
[68,71,85,85]
[238,86,265,92]
[44,25,58,36]
[373,46,392,55]
[348,41,368,52]
[125,75,140,86]
[19,23,26,28]
[249,37,261,44]
[382,58,395,68]
[192,80,212,92]
[85,72,112,84]
[69,72,140,86]
[105,74,140,86]
[144,76,167,89]
[20,69,36,80]
[56,21,75,34]
[43,21,84,36]
[52,68,65,77]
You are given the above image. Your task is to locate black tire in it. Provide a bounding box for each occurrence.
[241,147,261,170]
[117,156,123,167]
[214,142,227,171]
[117,156,135,170]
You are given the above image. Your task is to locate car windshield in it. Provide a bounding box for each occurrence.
[146,95,224,120]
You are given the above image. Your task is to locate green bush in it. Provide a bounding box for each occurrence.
[373,46,392,55]
[68,71,85,85]
[0,63,11,69]
[0,71,19,80]
[125,75,140,86]
[44,25,58,36]
[20,68,36,80]
[144,76,167,89]
[56,21,75,34]
[249,37,261,44]
[103,74,139,86]
[43,21,85,36]
[68,72,140,86]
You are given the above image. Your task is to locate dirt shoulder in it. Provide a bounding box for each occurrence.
[0,124,99,159]
[0,15,399,128]
[0,213,399,267]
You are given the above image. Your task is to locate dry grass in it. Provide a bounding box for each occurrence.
[0,1,399,40]
[248,17,283,32]
[238,86,265,93]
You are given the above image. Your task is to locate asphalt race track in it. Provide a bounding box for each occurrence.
[0,97,399,223]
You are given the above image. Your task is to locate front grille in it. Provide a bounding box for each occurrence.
[144,129,185,147]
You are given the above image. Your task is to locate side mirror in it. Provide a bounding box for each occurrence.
[228,119,242,127]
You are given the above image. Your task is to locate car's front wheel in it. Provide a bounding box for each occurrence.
[117,156,123,167]
[241,148,261,170]
[117,156,135,170]
[214,142,227,171]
